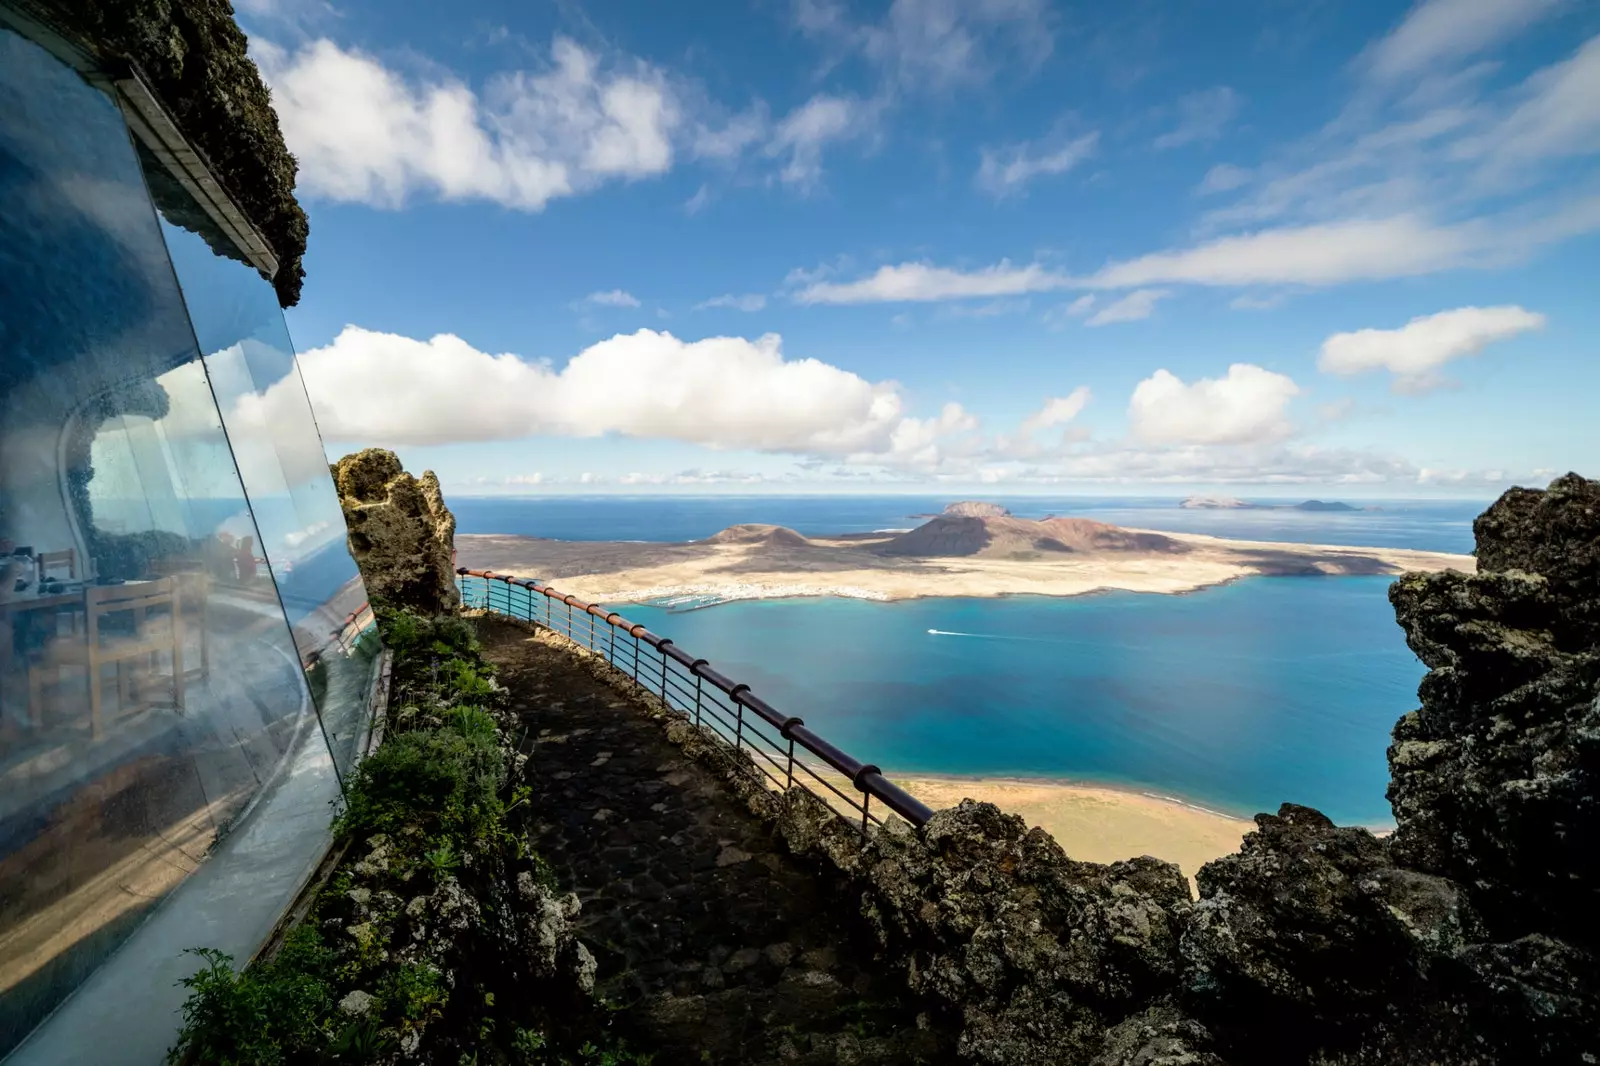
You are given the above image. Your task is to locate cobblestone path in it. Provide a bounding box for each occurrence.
[475,617,953,1066]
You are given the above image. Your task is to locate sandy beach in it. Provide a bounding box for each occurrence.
[457,519,1474,609]
[888,774,1255,884]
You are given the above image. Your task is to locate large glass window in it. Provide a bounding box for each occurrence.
[0,27,326,1054]
[146,169,380,780]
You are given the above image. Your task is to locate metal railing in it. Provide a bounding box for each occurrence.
[457,569,933,833]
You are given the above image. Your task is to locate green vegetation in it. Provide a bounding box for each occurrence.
[166,609,651,1066]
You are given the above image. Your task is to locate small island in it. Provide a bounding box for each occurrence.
[457,512,1470,610]
[907,500,1012,519]
[1180,495,1370,512]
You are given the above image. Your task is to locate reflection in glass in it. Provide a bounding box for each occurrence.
[150,171,379,779]
[0,27,327,1055]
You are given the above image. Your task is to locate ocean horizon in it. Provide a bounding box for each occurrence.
[457,494,1483,827]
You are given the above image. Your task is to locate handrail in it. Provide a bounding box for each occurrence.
[457,568,934,832]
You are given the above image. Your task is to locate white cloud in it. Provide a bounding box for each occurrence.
[765,93,873,188]
[1453,36,1600,179]
[795,260,1066,304]
[692,103,771,161]
[1154,87,1242,150]
[977,131,1098,197]
[1128,365,1301,446]
[1087,215,1489,288]
[794,0,1053,93]
[695,293,768,312]
[1066,294,1096,315]
[684,184,712,214]
[1198,163,1251,194]
[252,37,682,210]
[1021,388,1091,435]
[1085,288,1168,326]
[586,289,640,307]
[990,387,1091,460]
[279,326,979,470]
[1361,0,1563,83]
[1317,304,1545,392]
[1230,292,1289,311]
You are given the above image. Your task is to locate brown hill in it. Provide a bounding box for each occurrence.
[877,515,1187,558]
[703,524,813,549]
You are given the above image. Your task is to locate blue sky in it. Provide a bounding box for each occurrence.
[236,0,1600,497]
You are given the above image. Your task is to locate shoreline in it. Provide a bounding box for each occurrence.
[456,528,1474,613]
[882,770,1395,883]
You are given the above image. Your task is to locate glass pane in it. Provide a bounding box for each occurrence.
[0,27,326,1055]
[149,169,380,779]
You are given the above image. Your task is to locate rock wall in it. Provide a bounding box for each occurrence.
[18,0,311,305]
[552,473,1598,1065]
[332,449,460,615]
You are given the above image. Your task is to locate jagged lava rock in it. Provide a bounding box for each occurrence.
[332,448,460,614]
[1387,471,1598,944]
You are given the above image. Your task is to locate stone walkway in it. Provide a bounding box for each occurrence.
[474,617,953,1065]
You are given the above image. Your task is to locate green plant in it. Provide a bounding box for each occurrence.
[335,728,508,844]
[377,962,447,1028]
[423,839,461,877]
[166,928,336,1065]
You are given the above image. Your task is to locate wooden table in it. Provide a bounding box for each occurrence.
[1,587,89,729]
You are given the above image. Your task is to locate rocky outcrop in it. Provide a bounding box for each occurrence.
[332,449,460,614]
[475,472,1596,1065]
[599,473,1599,1065]
[1178,473,1599,1065]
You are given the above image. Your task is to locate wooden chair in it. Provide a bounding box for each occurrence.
[35,549,76,582]
[149,559,211,681]
[35,549,82,636]
[30,578,184,739]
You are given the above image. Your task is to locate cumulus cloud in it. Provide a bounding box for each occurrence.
[1153,87,1241,150]
[977,130,1098,197]
[252,37,680,210]
[695,293,768,312]
[1128,365,1301,446]
[274,326,981,471]
[586,289,640,307]
[1317,304,1546,392]
[1085,288,1168,326]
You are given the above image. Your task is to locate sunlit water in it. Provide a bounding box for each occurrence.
[456,495,1487,825]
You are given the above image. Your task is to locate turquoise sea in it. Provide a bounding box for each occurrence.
[457,495,1489,827]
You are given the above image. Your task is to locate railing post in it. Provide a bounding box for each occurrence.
[734,698,744,751]
[658,644,669,704]
[630,632,640,683]
[785,735,794,791]
[861,792,871,834]
[607,619,616,666]
[693,672,703,729]
[566,599,573,639]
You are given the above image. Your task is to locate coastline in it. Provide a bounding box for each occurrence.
[457,528,1474,612]
[884,772,1259,883]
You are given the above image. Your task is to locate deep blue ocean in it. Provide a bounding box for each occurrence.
[456,494,1489,826]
